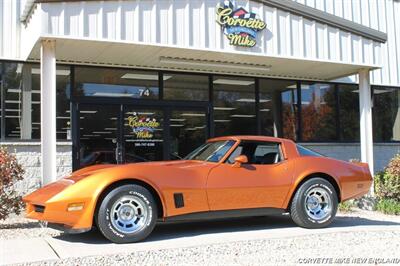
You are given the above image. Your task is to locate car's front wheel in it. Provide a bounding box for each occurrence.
[97,184,157,243]
[290,178,338,228]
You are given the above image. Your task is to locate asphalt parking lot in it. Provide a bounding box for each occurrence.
[1,210,400,265]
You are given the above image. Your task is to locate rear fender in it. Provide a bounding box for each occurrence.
[281,157,342,209]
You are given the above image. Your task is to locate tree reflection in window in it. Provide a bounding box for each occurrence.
[300,83,337,141]
[281,88,298,141]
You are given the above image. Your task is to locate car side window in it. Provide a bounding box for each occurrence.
[296,144,324,157]
[226,141,282,165]
[226,146,243,164]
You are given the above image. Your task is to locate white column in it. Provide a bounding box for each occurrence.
[358,69,374,176]
[21,65,32,139]
[40,40,57,185]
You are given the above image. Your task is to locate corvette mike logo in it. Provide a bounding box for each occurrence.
[127,113,160,139]
[216,1,266,47]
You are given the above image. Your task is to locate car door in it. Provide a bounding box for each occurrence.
[206,141,294,211]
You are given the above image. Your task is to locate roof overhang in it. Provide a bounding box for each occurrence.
[27,36,380,81]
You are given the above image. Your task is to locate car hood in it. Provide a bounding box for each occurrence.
[67,160,215,183]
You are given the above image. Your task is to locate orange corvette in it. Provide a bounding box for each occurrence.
[24,136,372,243]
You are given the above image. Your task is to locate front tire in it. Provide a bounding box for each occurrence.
[290,178,338,228]
[97,184,157,243]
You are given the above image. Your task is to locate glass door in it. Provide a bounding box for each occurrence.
[123,107,164,163]
[78,104,122,168]
[74,103,209,169]
[169,109,208,160]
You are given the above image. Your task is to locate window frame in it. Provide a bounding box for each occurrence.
[224,140,285,165]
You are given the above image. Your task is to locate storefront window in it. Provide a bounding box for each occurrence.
[79,104,120,168]
[163,73,209,101]
[56,66,71,140]
[1,62,399,146]
[213,76,256,136]
[0,63,2,139]
[300,83,337,141]
[3,63,23,139]
[259,79,297,137]
[74,67,159,99]
[373,86,400,142]
[0,62,71,141]
[31,66,41,140]
[170,110,207,159]
[281,86,298,141]
[2,63,41,139]
[338,84,360,141]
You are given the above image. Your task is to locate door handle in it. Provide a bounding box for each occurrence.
[115,145,123,163]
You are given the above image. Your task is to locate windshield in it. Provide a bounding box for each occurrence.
[184,140,235,162]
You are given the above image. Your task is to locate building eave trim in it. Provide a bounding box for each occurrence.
[26,0,388,43]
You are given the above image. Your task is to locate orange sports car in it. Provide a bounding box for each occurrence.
[24,136,372,243]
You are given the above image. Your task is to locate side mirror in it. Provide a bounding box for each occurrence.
[232,155,248,168]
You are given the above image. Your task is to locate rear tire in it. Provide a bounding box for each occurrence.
[290,178,338,228]
[97,184,157,243]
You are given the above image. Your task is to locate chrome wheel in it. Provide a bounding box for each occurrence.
[110,195,150,234]
[304,187,332,221]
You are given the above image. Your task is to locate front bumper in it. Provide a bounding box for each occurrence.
[23,178,95,230]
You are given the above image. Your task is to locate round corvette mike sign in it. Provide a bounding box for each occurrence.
[216,1,266,47]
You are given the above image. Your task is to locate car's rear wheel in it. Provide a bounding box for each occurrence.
[97,184,157,243]
[290,178,338,228]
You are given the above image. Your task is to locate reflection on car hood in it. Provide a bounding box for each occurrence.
[125,160,212,169]
[68,160,211,182]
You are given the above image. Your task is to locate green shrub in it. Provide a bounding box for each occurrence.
[386,153,400,177]
[339,201,354,212]
[376,198,400,215]
[375,154,400,202]
[0,147,25,220]
[374,154,400,215]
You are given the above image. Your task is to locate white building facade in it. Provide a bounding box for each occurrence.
[0,0,399,192]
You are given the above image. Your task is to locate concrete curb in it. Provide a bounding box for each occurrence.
[0,238,59,265]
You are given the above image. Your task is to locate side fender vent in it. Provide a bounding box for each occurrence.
[174,193,184,208]
[33,205,45,213]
